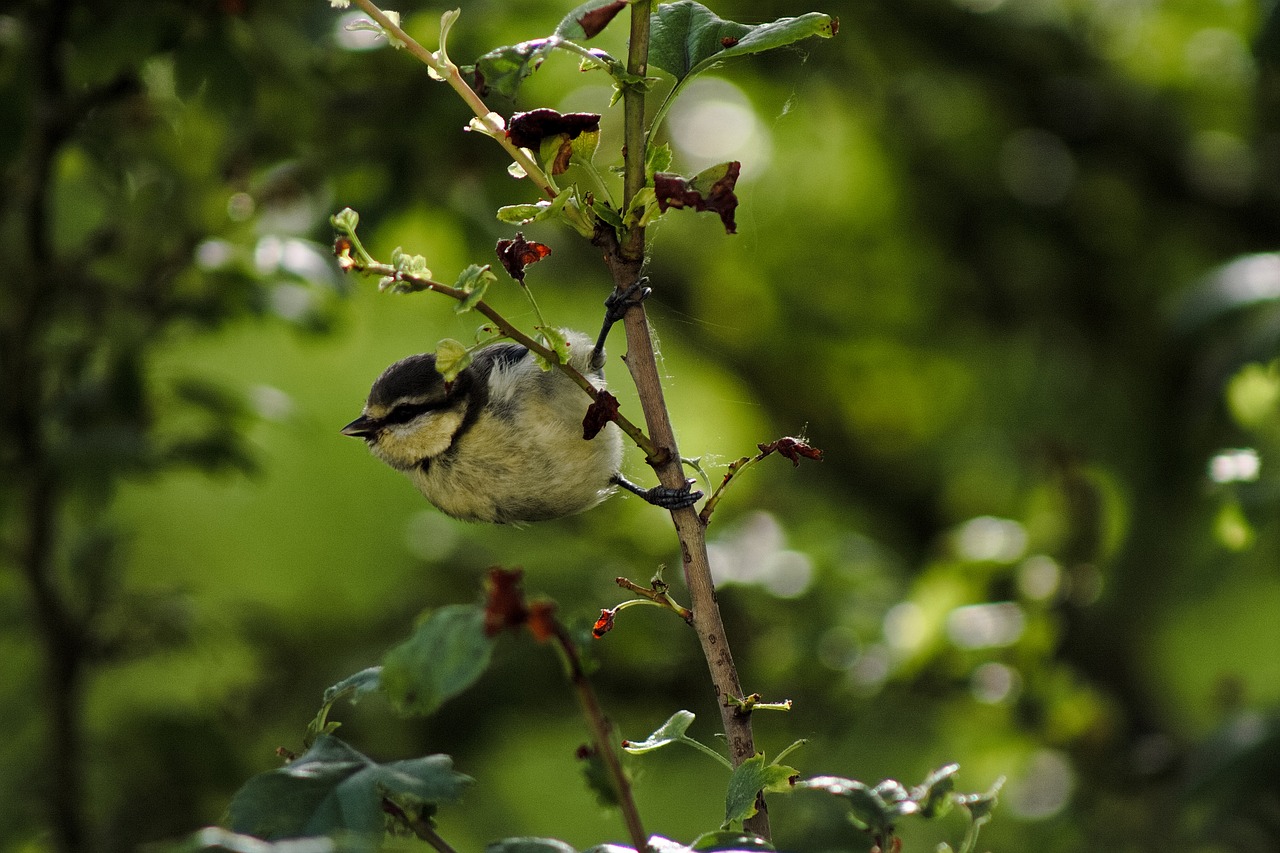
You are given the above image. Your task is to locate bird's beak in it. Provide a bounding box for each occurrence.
[341,414,378,439]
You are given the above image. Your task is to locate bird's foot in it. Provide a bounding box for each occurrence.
[613,474,703,510]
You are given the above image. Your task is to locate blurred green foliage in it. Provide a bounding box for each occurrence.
[3,0,1280,851]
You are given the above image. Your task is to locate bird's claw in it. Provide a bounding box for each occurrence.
[613,474,703,509]
[594,279,652,362]
[642,479,702,510]
[604,278,651,324]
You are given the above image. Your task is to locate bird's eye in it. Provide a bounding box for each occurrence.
[382,399,443,426]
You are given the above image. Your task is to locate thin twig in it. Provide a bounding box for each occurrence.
[349,0,553,199]
[545,616,649,851]
[383,798,461,853]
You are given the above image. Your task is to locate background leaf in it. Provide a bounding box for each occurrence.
[380,605,495,716]
[226,735,470,840]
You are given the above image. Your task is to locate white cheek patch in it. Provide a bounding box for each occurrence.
[371,408,467,469]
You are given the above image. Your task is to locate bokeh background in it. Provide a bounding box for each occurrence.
[4,0,1280,850]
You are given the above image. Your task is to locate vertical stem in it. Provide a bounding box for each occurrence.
[610,0,771,840]
[550,621,649,850]
[622,0,652,254]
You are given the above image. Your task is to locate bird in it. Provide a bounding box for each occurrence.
[341,328,699,523]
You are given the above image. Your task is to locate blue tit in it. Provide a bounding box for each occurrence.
[342,330,627,523]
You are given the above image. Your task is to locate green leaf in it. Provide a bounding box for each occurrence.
[723,754,797,827]
[330,208,359,234]
[226,735,471,840]
[486,840,579,853]
[321,667,383,708]
[912,763,959,819]
[645,143,673,182]
[649,1,836,83]
[534,327,571,371]
[555,0,628,41]
[956,776,1004,824]
[496,187,573,226]
[381,604,495,715]
[624,187,660,229]
[454,264,495,314]
[622,710,696,753]
[390,246,432,280]
[590,199,625,236]
[432,339,472,383]
[306,667,384,744]
[466,39,558,100]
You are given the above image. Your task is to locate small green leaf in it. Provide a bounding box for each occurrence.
[913,763,959,819]
[306,667,383,745]
[534,327,572,371]
[591,200,625,237]
[724,754,797,826]
[571,128,600,166]
[381,604,495,715]
[649,1,836,83]
[226,735,471,840]
[496,187,573,226]
[391,246,432,280]
[956,776,1004,824]
[646,143,673,182]
[496,203,546,224]
[624,187,660,229]
[330,207,359,234]
[432,339,472,383]
[623,710,697,753]
[321,667,383,708]
[466,39,558,100]
[454,264,495,313]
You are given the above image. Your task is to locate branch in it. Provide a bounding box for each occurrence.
[605,0,771,839]
[534,605,649,851]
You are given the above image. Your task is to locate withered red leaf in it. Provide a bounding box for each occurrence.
[577,0,627,39]
[591,608,617,639]
[757,436,824,467]
[496,232,552,283]
[483,567,529,636]
[582,390,621,440]
[653,162,741,234]
[506,108,601,151]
